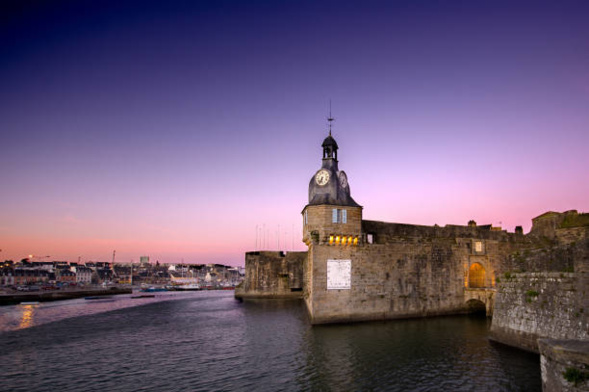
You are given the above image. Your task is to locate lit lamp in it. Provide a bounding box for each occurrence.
[341,236,347,245]
[335,235,340,245]
[329,235,334,245]
[348,236,352,245]
[353,237,358,246]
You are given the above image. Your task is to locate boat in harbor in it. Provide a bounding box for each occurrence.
[139,286,168,292]
[167,273,201,290]
[169,283,201,291]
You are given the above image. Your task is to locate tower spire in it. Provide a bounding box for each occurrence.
[327,99,334,136]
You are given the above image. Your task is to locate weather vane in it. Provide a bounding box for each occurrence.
[327,99,334,136]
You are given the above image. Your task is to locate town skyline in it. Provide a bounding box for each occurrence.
[2,1,588,265]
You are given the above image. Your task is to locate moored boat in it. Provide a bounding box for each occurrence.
[174,283,201,291]
[140,286,168,292]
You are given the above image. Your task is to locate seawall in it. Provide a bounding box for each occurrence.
[490,272,589,353]
[0,288,132,306]
[235,251,306,300]
[539,339,589,391]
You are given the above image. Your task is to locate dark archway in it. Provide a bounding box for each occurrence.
[468,262,486,288]
[466,299,486,315]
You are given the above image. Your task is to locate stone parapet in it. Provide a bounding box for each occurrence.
[539,339,589,392]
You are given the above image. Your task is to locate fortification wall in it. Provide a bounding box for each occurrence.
[539,339,589,392]
[304,220,532,324]
[556,227,589,246]
[235,251,306,299]
[529,210,589,240]
[499,225,588,274]
[306,237,470,324]
[239,212,588,328]
[502,245,576,273]
[490,272,589,353]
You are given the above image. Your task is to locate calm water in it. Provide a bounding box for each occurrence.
[0,291,541,391]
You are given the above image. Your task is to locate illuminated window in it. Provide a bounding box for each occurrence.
[475,241,483,253]
[367,234,374,244]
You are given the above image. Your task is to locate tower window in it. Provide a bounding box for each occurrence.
[332,208,347,224]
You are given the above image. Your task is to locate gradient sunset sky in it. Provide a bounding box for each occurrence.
[2,0,588,265]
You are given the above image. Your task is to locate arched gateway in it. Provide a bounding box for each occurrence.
[468,262,486,288]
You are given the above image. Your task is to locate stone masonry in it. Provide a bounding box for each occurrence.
[490,271,589,353]
[235,251,305,299]
[539,339,589,392]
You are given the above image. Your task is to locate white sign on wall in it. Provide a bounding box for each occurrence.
[327,259,351,290]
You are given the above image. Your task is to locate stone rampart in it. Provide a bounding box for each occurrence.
[303,219,534,324]
[490,272,589,353]
[539,339,589,392]
[556,227,589,246]
[362,220,526,243]
[305,238,469,324]
[235,251,306,299]
[502,245,576,274]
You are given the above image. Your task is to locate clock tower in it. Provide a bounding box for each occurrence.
[302,129,362,245]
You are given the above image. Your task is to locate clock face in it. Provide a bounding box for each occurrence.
[339,172,348,188]
[315,169,330,186]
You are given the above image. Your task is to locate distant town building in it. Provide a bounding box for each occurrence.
[73,266,93,284]
[13,269,50,285]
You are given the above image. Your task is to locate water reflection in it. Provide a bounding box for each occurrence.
[0,291,207,333]
[18,304,37,329]
[0,294,541,392]
[303,315,540,391]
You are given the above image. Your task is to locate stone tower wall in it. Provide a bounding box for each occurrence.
[303,205,362,244]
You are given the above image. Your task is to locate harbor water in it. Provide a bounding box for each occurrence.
[0,291,541,391]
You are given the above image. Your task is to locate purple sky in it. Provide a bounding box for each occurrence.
[2,0,588,265]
